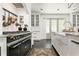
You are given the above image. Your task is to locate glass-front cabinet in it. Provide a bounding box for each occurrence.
[73,14,79,27]
[31,14,39,27]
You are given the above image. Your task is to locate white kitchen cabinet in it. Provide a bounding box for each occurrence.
[31,15,34,26]
[70,3,79,27]
[77,15,79,26]
[31,13,41,45]
[31,14,39,27]
[73,15,76,26]
[73,14,79,27]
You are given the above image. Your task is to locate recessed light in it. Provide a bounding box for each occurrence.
[40,8,43,11]
[57,9,60,11]
[73,8,76,10]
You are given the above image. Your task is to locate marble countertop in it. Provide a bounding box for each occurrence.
[65,32,79,36]
[54,32,79,36]
[51,32,79,56]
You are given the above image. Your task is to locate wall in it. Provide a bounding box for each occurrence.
[16,3,31,31]
[0,3,18,32]
[40,14,70,39]
[23,3,31,31]
[0,3,31,32]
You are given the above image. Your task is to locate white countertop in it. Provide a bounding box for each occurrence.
[54,32,79,36]
[51,32,79,56]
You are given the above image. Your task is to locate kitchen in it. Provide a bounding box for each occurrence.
[0,3,79,56]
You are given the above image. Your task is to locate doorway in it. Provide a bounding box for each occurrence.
[45,18,65,39]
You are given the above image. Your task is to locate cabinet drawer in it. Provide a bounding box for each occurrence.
[32,32,40,37]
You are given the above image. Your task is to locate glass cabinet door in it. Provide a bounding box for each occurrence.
[73,15,76,27]
[31,15,34,26]
[36,15,39,26]
[31,14,39,27]
[77,15,79,26]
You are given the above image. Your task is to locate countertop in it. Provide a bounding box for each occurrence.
[54,32,79,36]
[51,32,79,56]
[0,31,31,38]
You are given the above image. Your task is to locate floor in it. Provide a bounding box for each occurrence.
[33,39,52,48]
[30,39,58,56]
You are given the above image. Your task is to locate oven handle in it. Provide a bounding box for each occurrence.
[12,42,22,48]
[12,39,30,48]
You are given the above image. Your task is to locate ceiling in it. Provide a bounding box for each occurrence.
[13,3,24,8]
[31,3,71,14]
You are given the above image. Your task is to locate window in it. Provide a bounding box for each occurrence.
[59,19,65,32]
[51,20,57,32]
[51,18,65,32]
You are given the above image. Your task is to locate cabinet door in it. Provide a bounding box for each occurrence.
[31,14,39,27]
[77,15,79,26]
[31,15,34,26]
[73,15,76,27]
[7,44,21,56]
[36,15,39,26]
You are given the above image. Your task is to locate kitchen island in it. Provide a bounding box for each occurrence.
[0,31,31,56]
[51,32,79,56]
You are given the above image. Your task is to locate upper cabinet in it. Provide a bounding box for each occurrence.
[31,15,34,26]
[36,15,39,26]
[73,15,76,27]
[69,3,79,27]
[31,14,40,27]
[73,14,79,27]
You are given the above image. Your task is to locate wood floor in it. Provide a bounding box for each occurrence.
[29,39,58,56]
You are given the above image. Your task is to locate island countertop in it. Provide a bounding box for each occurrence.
[54,32,79,36]
[51,32,79,56]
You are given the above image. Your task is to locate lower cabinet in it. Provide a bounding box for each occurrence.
[7,39,31,56]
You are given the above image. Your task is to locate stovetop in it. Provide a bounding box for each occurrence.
[3,31,30,35]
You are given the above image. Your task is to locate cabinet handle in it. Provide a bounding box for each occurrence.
[33,36,37,38]
[33,33,37,34]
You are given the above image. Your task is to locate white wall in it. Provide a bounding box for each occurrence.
[0,3,31,32]
[16,3,31,31]
[24,3,31,31]
[0,3,17,32]
[40,14,70,39]
[31,3,71,14]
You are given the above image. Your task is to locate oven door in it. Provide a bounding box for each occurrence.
[7,39,31,56]
[7,42,22,56]
[20,39,31,56]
